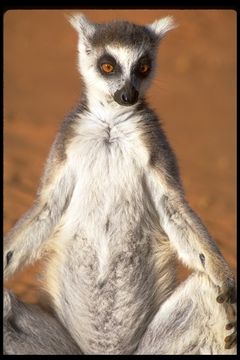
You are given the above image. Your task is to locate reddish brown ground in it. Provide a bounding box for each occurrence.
[4,10,236,306]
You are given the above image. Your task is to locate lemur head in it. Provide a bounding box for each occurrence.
[70,14,176,107]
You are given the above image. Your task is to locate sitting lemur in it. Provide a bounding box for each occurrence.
[4,14,236,354]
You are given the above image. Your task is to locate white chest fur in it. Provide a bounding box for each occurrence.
[62,107,150,277]
[45,106,173,354]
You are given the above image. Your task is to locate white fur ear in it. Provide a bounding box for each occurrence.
[147,16,176,38]
[68,13,95,39]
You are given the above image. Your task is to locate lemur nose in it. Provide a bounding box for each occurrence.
[114,84,139,106]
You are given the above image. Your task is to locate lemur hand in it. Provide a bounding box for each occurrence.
[216,277,236,305]
[4,248,14,281]
[4,244,23,282]
[208,254,235,304]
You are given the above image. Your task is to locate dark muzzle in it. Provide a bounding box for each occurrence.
[113,83,139,106]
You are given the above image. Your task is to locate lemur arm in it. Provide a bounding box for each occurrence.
[4,135,74,282]
[146,166,235,303]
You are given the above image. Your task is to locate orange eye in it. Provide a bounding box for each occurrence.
[139,64,150,74]
[101,63,114,73]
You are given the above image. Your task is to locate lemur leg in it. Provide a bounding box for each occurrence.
[3,289,82,355]
[135,272,237,355]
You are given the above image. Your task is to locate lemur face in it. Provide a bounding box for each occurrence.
[96,46,152,106]
[70,14,176,107]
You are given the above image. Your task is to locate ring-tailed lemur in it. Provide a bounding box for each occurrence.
[4,14,236,354]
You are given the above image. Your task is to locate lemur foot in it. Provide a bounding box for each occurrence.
[222,301,237,349]
[216,281,237,350]
[225,327,237,349]
[224,303,237,349]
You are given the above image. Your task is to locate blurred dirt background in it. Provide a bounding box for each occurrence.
[4,10,236,307]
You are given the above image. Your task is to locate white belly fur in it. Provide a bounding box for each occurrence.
[43,114,175,353]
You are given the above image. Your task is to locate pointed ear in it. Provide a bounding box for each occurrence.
[68,13,96,40]
[147,16,177,39]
